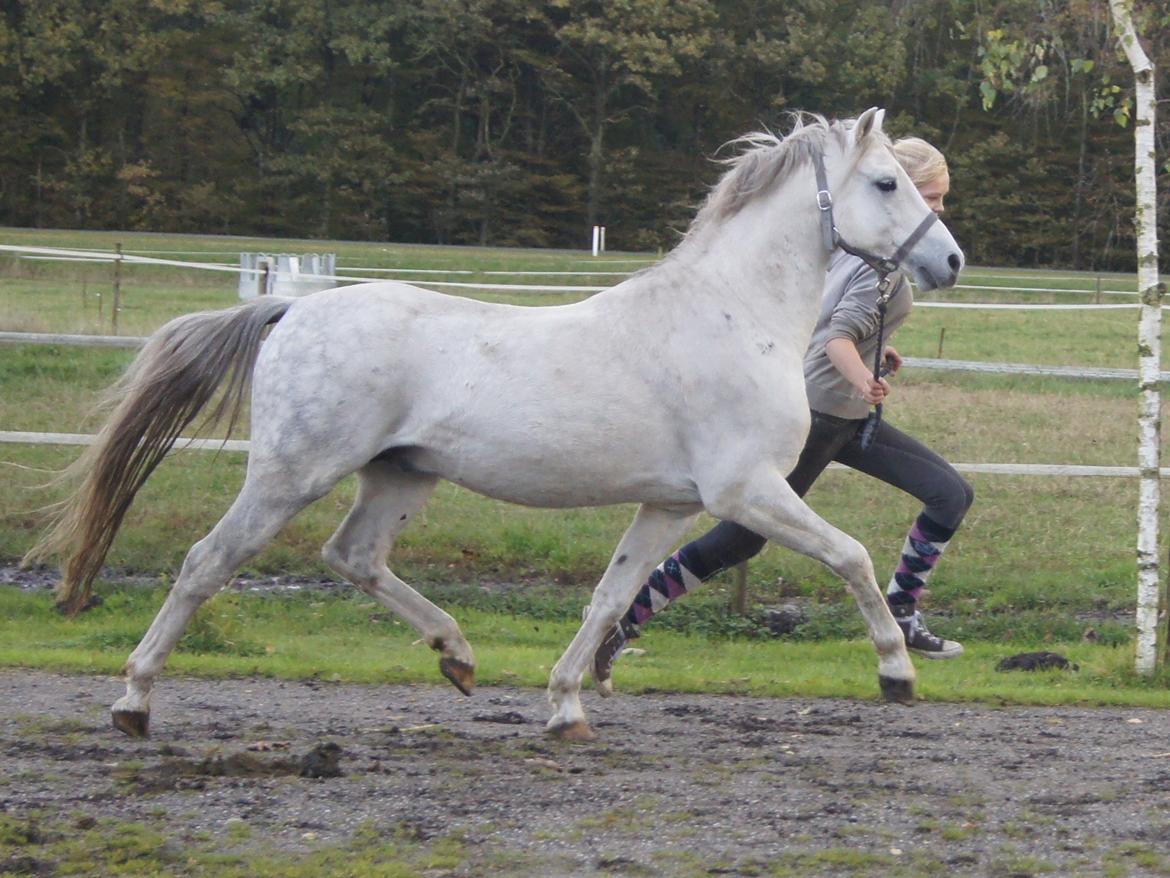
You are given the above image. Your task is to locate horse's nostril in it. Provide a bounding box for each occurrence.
[948,253,962,272]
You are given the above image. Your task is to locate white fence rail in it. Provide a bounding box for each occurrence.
[0,243,1147,303]
[1,244,1155,479]
[2,331,1162,382]
[0,429,1161,478]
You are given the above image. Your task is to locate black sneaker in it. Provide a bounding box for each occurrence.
[890,603,963,660]
[583,605,640,696]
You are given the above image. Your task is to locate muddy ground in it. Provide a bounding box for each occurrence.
[2,668,1170,876]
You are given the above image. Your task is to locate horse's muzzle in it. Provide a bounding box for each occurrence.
[913,250,964,291]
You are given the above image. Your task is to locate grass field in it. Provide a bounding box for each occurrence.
[3,586,1168,705]
[1,226,1167,689]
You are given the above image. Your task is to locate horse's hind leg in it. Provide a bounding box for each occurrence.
[112,476,319,736]
[321,462,475,695]
[707,468,915,703]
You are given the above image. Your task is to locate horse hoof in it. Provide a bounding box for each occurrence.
[439,657,475,696]
[879,675,915,705]
[547,720,598,742]
[594,678,614,699]
[112,709,150,737]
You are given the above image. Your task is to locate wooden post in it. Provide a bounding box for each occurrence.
[937,327,946,359]
[731,562,749,615]
[112,242,123,335]
[257,259,270,297]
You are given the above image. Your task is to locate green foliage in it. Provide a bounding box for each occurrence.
[0,0,1167,268]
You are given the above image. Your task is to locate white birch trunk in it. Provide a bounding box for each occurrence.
[1110,0,1162,675]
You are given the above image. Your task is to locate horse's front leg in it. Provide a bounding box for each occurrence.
[706,467,915,703]
[547,504,698,741]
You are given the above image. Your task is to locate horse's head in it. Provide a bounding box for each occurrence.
[825,108,964,291]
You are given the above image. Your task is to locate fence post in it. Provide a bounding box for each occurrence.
[257,259,270,297]
[112,243,123,335]
[731,562,749,615]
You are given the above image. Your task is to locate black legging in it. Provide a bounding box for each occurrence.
[680,410,975,580]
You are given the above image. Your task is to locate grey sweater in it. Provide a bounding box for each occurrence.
[804,250,912,419]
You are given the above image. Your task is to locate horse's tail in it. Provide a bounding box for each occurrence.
[24,296,296,615]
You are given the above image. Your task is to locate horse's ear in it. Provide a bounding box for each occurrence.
[850,108,886,147]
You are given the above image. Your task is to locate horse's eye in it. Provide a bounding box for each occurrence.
[876,178,897,192]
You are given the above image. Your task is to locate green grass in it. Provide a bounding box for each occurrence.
[2,587,1168,707]
[901,307,1140,369]
[1,226,1166,665]
[0,227,614,336]
[0,437,1159,644]
[5,809,1166,878]
[0,813,488,878]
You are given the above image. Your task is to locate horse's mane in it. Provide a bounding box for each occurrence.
[684,114,868,239]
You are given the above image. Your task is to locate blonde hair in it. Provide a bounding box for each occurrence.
[891,137,947,187]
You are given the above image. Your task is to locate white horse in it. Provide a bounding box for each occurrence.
[28,109,962,741]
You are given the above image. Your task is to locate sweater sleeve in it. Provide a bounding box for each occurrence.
[823,262,886,344]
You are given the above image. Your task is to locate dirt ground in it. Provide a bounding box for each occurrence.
[3,668,1170,876]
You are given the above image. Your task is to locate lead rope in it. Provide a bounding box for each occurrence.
[858,275,893,451]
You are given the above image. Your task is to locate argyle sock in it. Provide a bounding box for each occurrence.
[624,546,705,628]
[885,512,957,606]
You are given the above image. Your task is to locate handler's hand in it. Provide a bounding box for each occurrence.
[882,345,903,376]
[859,375,890,405]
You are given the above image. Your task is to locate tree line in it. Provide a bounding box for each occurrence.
[1,0,1166,270]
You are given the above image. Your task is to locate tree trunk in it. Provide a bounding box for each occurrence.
[34,154,43,229]
[1072,92,1088,270]
[1110,0,1162,675]
[587,126,603,230]
[318,179,332,239]
[586,64,608,231]
[452,72,465,154]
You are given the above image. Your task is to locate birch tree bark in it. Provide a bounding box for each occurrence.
[1109,0,1162,675]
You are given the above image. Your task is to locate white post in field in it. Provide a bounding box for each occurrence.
[1110,0,1163,675]
[592,225,600,256]
[600,226,606,253]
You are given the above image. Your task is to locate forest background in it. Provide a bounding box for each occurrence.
[1,0,1167,271]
